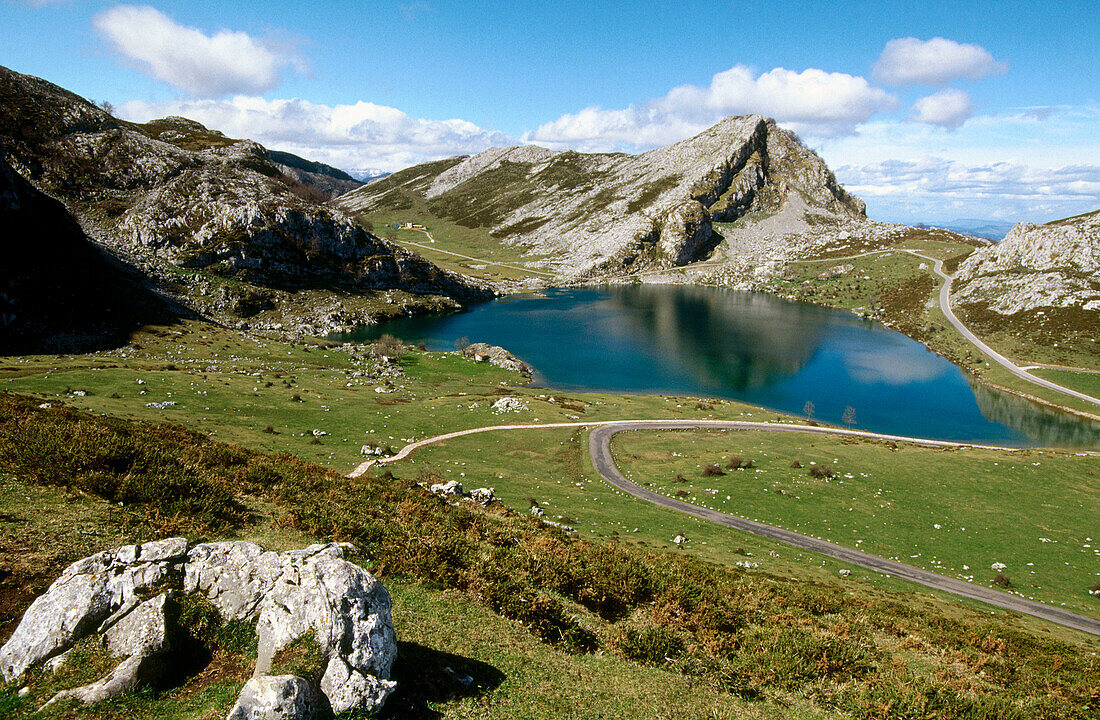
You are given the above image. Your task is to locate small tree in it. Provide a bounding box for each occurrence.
[371,334,405,360]
[842,405,857,429]
[454,336,471,351]
[802,400,815,420]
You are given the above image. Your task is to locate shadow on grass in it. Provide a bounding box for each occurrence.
[379,641,505,719]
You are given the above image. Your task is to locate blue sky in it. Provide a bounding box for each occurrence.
[2,0,1098,223]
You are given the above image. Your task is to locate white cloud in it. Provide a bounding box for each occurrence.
[836,158,1100,222]
[523,65,897,151]
[94,5,305,97]
[910,89,973,129]
[873,37,1006,86]
[118,96,513,174]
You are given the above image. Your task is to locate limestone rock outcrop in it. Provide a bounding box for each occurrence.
[953,210,1100,315]
[0,64,489,336]
[336,115,865,276]
[462,342,534,375]
[0,539,397,719]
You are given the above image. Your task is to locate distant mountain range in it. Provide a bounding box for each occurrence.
[930,219,1016,241]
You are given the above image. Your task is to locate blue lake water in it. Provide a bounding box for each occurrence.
[337,285,1100,448]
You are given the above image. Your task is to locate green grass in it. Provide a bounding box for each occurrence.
[610,429,1100,616]
[3,393,1099,719]
[1033,369,1100,399]
[356,208,557,282]
[3,321,1100,719]
[0,320,790,475]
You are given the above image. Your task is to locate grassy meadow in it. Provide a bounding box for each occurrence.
[1,390,1099,720]
[2,316,1100,719]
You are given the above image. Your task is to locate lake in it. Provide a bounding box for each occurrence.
[336,285,1100,448]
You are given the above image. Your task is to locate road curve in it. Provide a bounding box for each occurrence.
[905,251,1100,407]
[348,417,1100,635]
[348,418,1021,478]
[589,421,1100,637]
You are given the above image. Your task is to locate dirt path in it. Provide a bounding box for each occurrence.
[402,230,556,278]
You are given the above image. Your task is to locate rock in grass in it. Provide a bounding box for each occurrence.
[431,480,464,496]
[226,675,318,720]
[462,343,533,376]
[0,537,186,683]
[1,538,397,717]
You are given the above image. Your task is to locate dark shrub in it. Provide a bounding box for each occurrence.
[702,464,725,477]
[616,624,685,665]
[809,464,834,478]
[993,573,1013,588]
[726,455,743,470]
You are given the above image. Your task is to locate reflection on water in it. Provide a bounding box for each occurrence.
[335,285,1100,448]
[969,379,1100,447]
[600,286,825,390]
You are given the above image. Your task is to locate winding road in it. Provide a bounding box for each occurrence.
[350,419,1100,637]
[904,250,1100,407]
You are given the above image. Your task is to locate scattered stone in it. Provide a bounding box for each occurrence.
[818,263,854,279]
[529,506,546,518]
[491,397,528,413]
[430,480,464,497]
[468,487,497,506]
[462,343,534,376]
[311,429,328,437]
[839,569,851,577]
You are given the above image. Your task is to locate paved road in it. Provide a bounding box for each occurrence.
[348,418,1013,478]
[349,417,1100,635]
[588,421,1100,637]
[905,250,1100,407]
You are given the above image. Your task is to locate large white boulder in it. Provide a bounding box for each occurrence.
[0,538,397,718]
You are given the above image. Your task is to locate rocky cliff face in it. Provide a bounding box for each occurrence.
[0,155,171,353]
[335,115,865,276]
[953,210,1100,315]
[0,66,489,336]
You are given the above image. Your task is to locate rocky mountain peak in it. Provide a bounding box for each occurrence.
[953,209,1100,315]
[336,114,865,276]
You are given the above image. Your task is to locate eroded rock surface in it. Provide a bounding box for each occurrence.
[954,210,1100,315]
[336,115,865,276]
[462,342,534,375]
[0,538,396,719]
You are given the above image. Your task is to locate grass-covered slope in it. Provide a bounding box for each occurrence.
[1,391,1098,720]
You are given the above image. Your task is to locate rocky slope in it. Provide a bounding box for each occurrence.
[0,66,489,337]
[0,155,172,353]
[953,210,1100,315]
[336,115,866,276]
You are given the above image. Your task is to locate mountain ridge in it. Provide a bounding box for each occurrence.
[335,115,866,276]
[0,65,490,337]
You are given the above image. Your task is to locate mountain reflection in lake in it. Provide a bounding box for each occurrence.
[336,285,1100,448]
